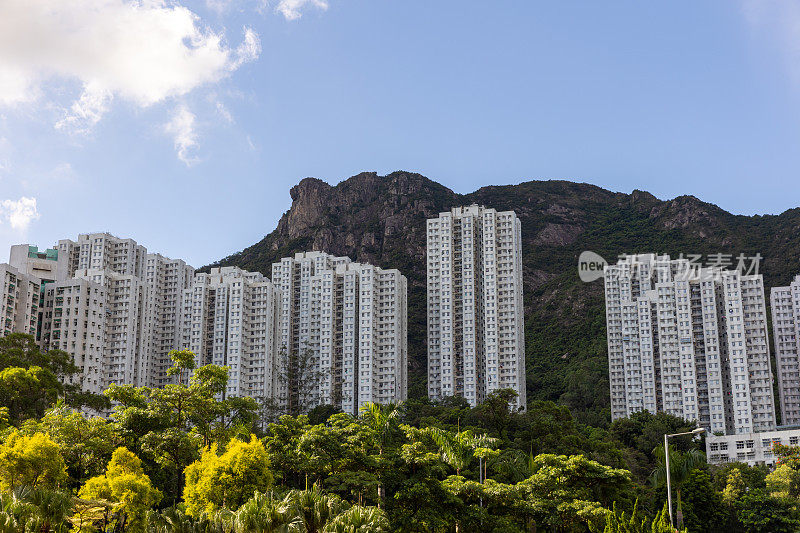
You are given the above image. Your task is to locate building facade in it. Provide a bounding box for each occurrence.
[271,252,408,414]
[770,275,800,426]
[143,253,195,387]
[39,278,107,395]
[0,264,41,338]
[178,267,281,401]
[706,427,800,467]
[604,254,775,435]
[426,205,526,410]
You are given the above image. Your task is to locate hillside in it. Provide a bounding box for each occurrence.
[206,171,800,426]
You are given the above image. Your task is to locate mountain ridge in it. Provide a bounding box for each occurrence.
[206,170,800,425]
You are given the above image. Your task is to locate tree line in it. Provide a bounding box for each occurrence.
[2,333,800,532]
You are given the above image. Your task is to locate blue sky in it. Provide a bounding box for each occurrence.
[1,0,800,267]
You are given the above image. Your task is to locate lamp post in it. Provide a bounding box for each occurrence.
[665,427,705,529]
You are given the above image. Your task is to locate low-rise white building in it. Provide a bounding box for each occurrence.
[706,427,800,466]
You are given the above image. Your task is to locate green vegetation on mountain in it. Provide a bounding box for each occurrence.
[207,171,800,423]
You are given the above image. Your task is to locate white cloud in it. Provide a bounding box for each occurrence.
[164,105,199,166]
[216,101,234,124]
[0,0,260,129]
[275,0,328,20]
[55,83,113,134]
[0,197,40,230]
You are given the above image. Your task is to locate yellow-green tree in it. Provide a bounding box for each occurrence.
[0,431,67,490]
[183,436,273,516]
[77,447,162,533]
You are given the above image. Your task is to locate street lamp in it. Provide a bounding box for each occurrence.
[665,427,705,529]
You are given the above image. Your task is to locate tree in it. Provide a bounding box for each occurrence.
[277,344,329,416]
[650,445,706,529]
[426,427,497,477]
[184,436,273,516]
[283,487,348,533]
[734,489,800,533]
[359,402,401,506]
[515,454,633,532]
[78,447,162,533]
[589,500,648,533]
[106,354,259,504]
[0,431,67,491]
[0,334,107,422]
[322,505,389,533]
[234,491,300,533]
[680,468,724,533]
[650,501,687,533]
[22,405,116,488]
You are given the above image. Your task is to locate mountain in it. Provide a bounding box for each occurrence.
[206,170,800,426]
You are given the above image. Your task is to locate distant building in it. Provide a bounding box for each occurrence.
[272,252,408,414]
[706,427,800,467]
[0,263,41,338]
[5,236,409,417]
[426,205,526,410]
[604,254,775,435]
[144,253,195,387]
[178,266,280,401]
[770,276,800,426]
[35,233,193,391]
[39,278,107,395]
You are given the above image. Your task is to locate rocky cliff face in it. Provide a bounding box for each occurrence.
[208,171,800,424]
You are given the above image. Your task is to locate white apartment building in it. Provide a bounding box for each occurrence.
[39,278,107,395]
[179,266,280,401]
[605,254,775,435]
[143,254,194,387]
[271,252,408,414]
[9,245,64,342]
[0,264,41,338]
[10,245,62,283]
[770,275,800,426]
[426,205,526,410]
[25,233,194,391]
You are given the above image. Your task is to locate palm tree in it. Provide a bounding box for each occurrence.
[426,427,498,477]
[650,445,706,529]
[149,506,213,533]
[321,505,389,533]
[28,488,73,533]
[283,487,347,533]
[234,492,299,533]
[0,487,74,533]
[358,402,401,506]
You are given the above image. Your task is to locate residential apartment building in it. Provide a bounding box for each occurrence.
[604,254,775,435]
[39,278,107,395]
[271,252,408,414]
[10,244,62,283]
[9,244,64,341]
[0,264,41,338]
[29,233,194,391]
[770,275,800,426]
[179,267,280,401]
[143,254,194,387]
[426,205,526,410]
